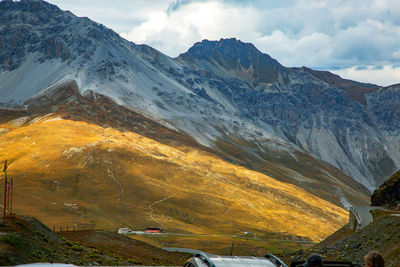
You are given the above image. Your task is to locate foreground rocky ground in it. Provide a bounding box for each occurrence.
[0,215,187,266]
[2,212,400,266]
[287,212,400,267]
[60,230,188,266]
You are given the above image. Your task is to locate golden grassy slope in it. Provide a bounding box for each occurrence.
[0,114,348,241]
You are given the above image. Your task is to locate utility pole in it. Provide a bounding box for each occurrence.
[3,160,7,224]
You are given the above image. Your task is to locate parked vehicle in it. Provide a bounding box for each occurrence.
[183,253,287,267]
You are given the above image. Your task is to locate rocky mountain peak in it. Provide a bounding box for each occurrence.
[0,0,65,22]
[0,0,126,71]
[178,38,286,84]
[181,38,262,62]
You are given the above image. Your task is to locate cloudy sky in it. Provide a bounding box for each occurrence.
[47,0,400,86]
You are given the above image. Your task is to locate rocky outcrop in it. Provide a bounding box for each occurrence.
[178,38,288,85]
[371,170,400,208]
[288,215,400,266]
[295,66,379,105]
[0,0,121,71]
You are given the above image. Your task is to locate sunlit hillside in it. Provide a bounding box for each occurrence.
[0,114,348,241]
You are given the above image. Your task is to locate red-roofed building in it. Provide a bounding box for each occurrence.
[145,227,161,233]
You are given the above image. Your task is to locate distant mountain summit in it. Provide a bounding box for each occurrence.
[178,38,286,85]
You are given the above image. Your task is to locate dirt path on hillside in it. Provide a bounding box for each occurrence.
[148,194,177,227]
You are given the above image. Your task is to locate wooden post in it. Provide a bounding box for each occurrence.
[9,178,13,214]
[3,160,7,224]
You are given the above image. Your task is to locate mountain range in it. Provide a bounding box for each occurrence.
[1,0,399,240]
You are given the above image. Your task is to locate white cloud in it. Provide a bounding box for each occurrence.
[47,0,173,32]
[120,1,260,57]
[332,66,400,86]
[254,31,333,67]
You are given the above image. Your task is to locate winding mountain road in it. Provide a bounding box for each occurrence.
[349,206,388,229]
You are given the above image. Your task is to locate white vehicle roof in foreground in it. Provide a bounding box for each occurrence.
[209,255,277,267]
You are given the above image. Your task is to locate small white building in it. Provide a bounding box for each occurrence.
[117,227,132,234]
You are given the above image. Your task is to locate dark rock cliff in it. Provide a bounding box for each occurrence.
[371,170,400,208]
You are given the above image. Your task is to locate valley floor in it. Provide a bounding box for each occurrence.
[126,233,313,258]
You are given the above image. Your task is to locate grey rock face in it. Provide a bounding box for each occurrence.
[367,85,400,134]
[0,0,125,71]
[176,41,399,190]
